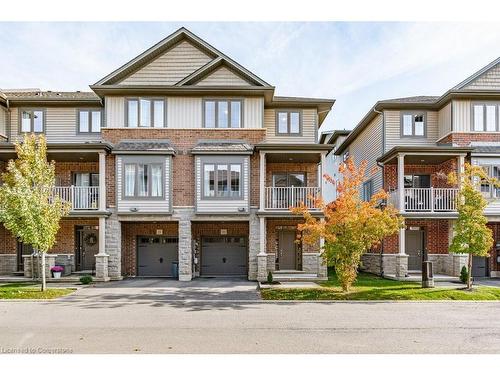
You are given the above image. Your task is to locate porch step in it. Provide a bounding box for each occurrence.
[271,271,327,282]
[11,271,24,276]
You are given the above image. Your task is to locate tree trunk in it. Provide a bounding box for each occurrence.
[467,252,473,290]
[41,252,46,292]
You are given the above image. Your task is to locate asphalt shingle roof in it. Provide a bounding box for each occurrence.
[113,140,175,153]
[1,90,99,100]
[191,140,253,153]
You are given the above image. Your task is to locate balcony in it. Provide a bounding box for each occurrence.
[52,186,100,210]
[264,186,321,210]
[388,187,458,212]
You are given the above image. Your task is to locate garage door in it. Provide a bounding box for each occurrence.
[201,237,247,276]
[137,236,178,276]
[472,256,488,278]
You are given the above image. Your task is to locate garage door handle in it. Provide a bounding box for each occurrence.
[222,257,227,263]
[159,257,163,263]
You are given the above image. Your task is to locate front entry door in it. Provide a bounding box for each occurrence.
[17,241,33,272]
[405,230,424,271]
[76,226,99,271]
[278,230,298,270]
[472,256,488,277]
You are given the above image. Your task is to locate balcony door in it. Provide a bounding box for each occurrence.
[404,174,430,188]
[404,174,431,211]
[73,172,99,209]
[272,173,306,208]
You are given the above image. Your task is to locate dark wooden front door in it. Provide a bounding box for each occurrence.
[278,230,298,270]
[472,256,488,277]
[406,230,424,271]
[17,241,33,272]
[76,226,99,271]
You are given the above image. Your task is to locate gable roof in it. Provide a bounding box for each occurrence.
[94,27,271,87]
[452,56,500,91]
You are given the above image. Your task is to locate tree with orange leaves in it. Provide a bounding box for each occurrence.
[292,158,402,292]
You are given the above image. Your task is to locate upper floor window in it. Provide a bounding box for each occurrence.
[203,163,241,198]
[126,98,165,128]
[124,162,163,198]
[480,165,500,198]
[401,112,425,137]
[362,180,373,201]
[78,109,102,133]
[276,110,301,135]
[473,103,498,132]
[20,109,44,133]
[203,99,242,128]
[272,172,306,187]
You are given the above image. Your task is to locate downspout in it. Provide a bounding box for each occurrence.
[374,107,385,277]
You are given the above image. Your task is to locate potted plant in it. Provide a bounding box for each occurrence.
[51,265,64,279]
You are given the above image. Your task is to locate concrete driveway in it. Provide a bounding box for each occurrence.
[63,277,261,303]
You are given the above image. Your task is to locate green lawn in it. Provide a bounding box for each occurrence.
[0,283,74,299]
[261,270,500,301]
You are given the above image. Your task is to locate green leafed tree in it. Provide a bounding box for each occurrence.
[0,134,70,291]
[449,163,496,290]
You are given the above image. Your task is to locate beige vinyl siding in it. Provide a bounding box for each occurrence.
[438,102,452,139]
[106,96,263,129]
[0,107,6,137]
[195,155,249,214]
[471,156,500,215]
[463,64,500,90]
[452,100,471,132]
[119,41,212,85]
[105,96,125,127]
[349,114,383,193]
[116,155,171,213]
[10,107,101,143]
[243,97,263,128]
[263,108,317,144]
[195,66,251,86]
[384,110,439,151]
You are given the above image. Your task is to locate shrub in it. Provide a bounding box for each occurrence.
[460,266,469,284]
[267,271,273,284]
[80,275,93,285]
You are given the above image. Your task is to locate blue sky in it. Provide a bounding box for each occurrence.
[1,22,500,134]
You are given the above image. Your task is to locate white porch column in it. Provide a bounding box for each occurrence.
[457,155,465,186]
[259,151,266,210]
[98,151,106,211]
[398,226,406,255]
[397,153,405,213]
[98,217,106,255]
[320,151,326,194]
[259,216,266,255]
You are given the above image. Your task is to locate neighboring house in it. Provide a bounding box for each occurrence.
[0,27,334,282]
[319,129,350,203]
[334,57,500,279]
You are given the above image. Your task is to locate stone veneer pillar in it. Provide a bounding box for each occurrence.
[105,212,122,280]
[95,254,110,281]
[257,253,268,282]
[248,211,260,281]
[394,254,408,279]
[178,212,192,281]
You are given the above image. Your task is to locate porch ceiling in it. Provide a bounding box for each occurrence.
[378,146,473,165]
[385,154,458,165]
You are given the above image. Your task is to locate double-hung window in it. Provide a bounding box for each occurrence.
[78,109,102,133]
[362,180,373,201]
[203,163,242,198]
[124,163,163,198]
[473,103,498,132]
[126,98,165,128]
[276,110,301,135]
[20,109,44,133]
[401,112,425,137]
[203,99,242,128]
[479,165,500,198]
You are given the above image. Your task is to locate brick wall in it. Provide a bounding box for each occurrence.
[121,222,179,276]
[438,133,500,146]
[381,219,450,254]
[265,162,318,187]
[102,129,266,207]
[0,218,98,255]
[54,162,98,186]
[384,159,457,191]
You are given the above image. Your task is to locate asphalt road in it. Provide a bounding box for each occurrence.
[1,279,500,354]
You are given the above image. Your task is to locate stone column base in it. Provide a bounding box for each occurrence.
[394,254,408,279]
[0,254,17,275]
[95,254,110,282]
[257,253,268,282]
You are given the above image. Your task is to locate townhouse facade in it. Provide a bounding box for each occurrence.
[0,28,333,282]
[328,57,500,279]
